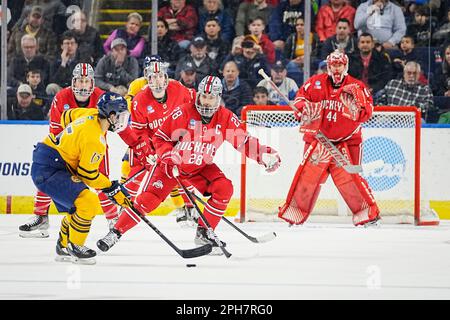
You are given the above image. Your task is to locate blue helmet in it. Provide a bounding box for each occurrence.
[97,92,129,132]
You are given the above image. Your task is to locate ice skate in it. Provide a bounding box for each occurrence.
[362,216,381,228]
[175,205,198,228]
[97,229,121,252]
[55,236,71,263]
[107,215,119,231]
[19,215,49,238]
[194,226,226,255]
[67,242,96,265]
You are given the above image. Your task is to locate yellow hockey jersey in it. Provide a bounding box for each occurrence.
[125,77,148,109]
[43,108,112,190]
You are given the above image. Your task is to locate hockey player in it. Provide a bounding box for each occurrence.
[121,55,198,227]
[31,92,132,264]
[278,50,380,227]
[19,63,152,237]
[97,76,281,254]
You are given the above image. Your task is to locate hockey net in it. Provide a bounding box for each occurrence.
[240,105,439,225]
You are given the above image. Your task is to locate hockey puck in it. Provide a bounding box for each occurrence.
[186,264,197,267]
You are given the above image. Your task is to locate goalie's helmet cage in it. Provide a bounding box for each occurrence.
[71,63,95,97]
[326,50,349,86]
[195,75,223,118]
[97,92,130,132]
[144,55,169,94]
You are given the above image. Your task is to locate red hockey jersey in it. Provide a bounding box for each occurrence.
[294,73,373,144]
[154,102,261,175]
[49,87,105,135]
[130,80,194,141]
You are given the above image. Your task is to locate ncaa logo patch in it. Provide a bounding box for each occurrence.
[189,119,196,129]
[63,104,70,110]
[147,106,155,113]
[362,137,406,192]
[314,81,321,89]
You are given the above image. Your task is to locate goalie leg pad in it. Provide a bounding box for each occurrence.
[187,164,233,230]
[278,141,331,225]
[329,143,380,226]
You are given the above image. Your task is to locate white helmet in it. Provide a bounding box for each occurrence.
[195,76,223,118]
[326,50,349,86]
[144,56,169,95]
[71,63,95,97]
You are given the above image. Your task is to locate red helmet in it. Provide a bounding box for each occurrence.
[326,50,349,86]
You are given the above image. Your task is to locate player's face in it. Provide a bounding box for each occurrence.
[148,72,168,96]
[329,62,345,83]
[199,93,218,109]
[73,77,93,101]
[108,111,130,132]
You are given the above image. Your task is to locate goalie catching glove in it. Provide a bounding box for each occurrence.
[339,83,368,121]
[102,181,132,207]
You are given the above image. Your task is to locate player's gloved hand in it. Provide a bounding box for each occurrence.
[340,83,366,121]
[160,151,182,179]
[258,146,281,173]
[131,135,154,170]
[102,181,132,208]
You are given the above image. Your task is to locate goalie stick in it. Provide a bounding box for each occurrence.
[188,191,276,243]
[173,167,232,258]
[257,69,384,174]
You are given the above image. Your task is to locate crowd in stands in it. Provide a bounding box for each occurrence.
[4,0,450,123]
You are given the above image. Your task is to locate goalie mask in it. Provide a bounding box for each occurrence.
[97,92,130,133]
[326,50,349,86]
[144,55,169,96]
[195,76,222,119]
[71,63,95,99]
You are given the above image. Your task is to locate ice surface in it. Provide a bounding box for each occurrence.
[1,214,450,300]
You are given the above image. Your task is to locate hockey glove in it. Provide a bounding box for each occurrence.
[340,83,367,121]
[160,151,182,179]
[102,181,132,208]
[259,146,281,173]
[131,135,155,170]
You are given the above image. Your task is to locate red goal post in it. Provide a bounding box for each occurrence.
[239,105,439,226]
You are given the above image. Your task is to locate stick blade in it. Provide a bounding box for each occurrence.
[180,244,213,259]
[343,164,363,174]
[252,232,277,243]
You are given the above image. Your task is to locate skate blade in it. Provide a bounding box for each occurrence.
[19,230,49,238]
[55,255,72,263]
[71,256,96,265]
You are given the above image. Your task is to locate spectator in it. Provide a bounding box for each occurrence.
[268,0,316,50]
[315,0,356,42]
[158,0,198,49]
[177,61,199,89]
[223,36,270,88]
[7,5,58,63]
[46,31,85,95]
[319,18,358,60]
[252,86,276,105]
[377,61,436,122]
[197,0,235,44]
[147,17,182,77]
[284,16,319,84]
[7,34,50,90]
[354,0,406,49]
[235,0,273,37]
[26,69,50,115]
[175,36,219,82]
[247,17,275,64]
[432,7,450,47]
[14,0,67,34]
[406,5,438,47]
[221,61,253,117]
[7,84,45,120]
[389,35,422,79]
[69,10,104,64]
[256,59,299,105]
[203,17,230,67]
[315,59,328,74]
[95,38,140,96]
[432,44,450,97]
[103,12,146,60]
[348,33,392,96]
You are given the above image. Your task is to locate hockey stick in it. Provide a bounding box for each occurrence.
[122,167,146,188]
[257,69,384,174]
[173,167,232,258]
[128,203,212,259]
[187,191,276,243]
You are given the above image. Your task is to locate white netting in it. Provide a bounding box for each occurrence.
[242,107,438,225]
